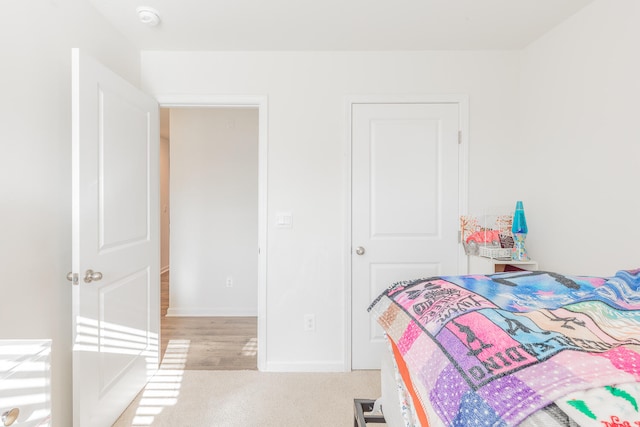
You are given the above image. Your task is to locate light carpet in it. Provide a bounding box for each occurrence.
[112,369,382,426]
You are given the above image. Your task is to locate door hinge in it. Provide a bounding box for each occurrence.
[458,130,462,144]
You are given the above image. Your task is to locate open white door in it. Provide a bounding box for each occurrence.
[71,49,160,427]
[351,101,463,369]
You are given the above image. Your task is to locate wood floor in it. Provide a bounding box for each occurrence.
[160,272,258,370]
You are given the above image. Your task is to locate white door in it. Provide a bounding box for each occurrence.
[71,49,160,427]
[352,102,462,369]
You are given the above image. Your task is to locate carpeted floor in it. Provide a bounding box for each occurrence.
[112,369,382,426]
[114,275,382,426]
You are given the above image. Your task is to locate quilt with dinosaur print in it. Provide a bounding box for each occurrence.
[369,269,640,426]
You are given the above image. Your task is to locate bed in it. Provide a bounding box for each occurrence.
[368,268,640,427]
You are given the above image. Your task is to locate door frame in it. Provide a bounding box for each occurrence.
[344,94,469,370]
[156,94,268,371]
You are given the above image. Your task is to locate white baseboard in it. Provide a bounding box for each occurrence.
[263,360,347,372]
[166,307,258,317]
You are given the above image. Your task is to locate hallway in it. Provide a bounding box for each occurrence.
[160,272,258,370]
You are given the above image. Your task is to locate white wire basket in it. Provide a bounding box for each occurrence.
[478,246,512,260]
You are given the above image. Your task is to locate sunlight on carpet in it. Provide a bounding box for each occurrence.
[112,353,381,427]
[129,339,190,426]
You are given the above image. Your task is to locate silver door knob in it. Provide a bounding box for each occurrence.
[355,246,365,255]
[66,272,79,285]
[84,269,103,283]
[2,408,19,426]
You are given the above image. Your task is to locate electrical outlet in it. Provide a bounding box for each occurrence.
[226,277,233,287]
[304,314,316,331]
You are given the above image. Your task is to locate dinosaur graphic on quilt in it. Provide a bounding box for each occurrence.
[369,269,640,426]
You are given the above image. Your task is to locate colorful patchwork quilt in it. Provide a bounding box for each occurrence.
[369,269,640,426]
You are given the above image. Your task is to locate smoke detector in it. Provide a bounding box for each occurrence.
[137,6,161,26]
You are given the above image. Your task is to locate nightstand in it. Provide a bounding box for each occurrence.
[468,256,538,275]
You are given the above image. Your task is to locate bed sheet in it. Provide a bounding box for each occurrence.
[380,339,411,427]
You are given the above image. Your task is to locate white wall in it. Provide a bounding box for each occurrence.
[141,51,521,369]
[518,0,640,276]
[0,1,140,424]
[168,108,259,316]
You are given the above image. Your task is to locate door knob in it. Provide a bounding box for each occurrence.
[2,408,19,426]
[355,246,365,255]
[66,272,78,285]
[84,269,103,283]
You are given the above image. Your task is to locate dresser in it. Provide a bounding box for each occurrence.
[0,340,51,427]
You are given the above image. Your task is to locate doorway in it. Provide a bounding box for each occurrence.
[158,97,268,371]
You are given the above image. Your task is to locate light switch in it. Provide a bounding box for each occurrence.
[276,212,293,228]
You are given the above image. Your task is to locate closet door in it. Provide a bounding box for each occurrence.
[351,101,462,369]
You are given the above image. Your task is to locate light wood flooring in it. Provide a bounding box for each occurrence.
[160,272,258,370]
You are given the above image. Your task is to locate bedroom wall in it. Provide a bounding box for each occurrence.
[0,1,140,424]
[140,51,522,369]
[168,107,259,316]
[518,0,640,276]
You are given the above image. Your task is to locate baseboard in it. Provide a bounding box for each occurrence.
[263,360,347,372]
[166,307,258,317]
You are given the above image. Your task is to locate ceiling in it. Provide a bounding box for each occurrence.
[90,0,594,51]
